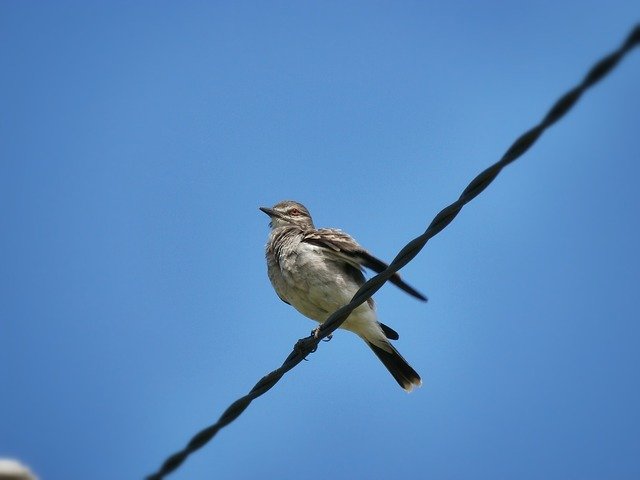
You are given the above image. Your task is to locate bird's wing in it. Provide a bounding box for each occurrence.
[302,228,427,302]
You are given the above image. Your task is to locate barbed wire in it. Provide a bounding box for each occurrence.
[146,24,640,480]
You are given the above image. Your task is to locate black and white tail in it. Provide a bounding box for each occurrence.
[366,341,422,392]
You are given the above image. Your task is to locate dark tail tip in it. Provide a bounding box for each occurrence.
[367,341,422,392]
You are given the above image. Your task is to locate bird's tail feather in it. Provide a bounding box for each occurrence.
[366,340,422,393]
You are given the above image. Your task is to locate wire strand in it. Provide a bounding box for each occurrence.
[146,24,640,480]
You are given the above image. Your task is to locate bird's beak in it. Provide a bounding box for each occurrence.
[259,206,277,217]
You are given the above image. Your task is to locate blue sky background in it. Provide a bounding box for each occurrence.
[2,2,639,479]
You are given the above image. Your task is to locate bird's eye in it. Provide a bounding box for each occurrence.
[289,208,301,216]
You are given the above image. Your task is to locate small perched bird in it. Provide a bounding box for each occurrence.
[260,200,426,392]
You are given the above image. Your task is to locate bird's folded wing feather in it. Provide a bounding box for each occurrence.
[302,229,427,302]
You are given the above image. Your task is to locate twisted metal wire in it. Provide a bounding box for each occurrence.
[147,24,640,480]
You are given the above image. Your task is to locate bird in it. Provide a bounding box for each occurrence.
[260,200,426,392]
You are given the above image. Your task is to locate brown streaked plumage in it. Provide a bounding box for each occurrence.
[260,200,425,392]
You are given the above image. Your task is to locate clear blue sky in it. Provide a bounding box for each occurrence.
[2,2,639,479]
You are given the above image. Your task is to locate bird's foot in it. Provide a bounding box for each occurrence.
[311,326,333,342]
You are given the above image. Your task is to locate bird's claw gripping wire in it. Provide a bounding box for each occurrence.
[312,326,333,342]
[296,328,333,361]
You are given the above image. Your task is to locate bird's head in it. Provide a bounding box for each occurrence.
[260,200,314,229]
